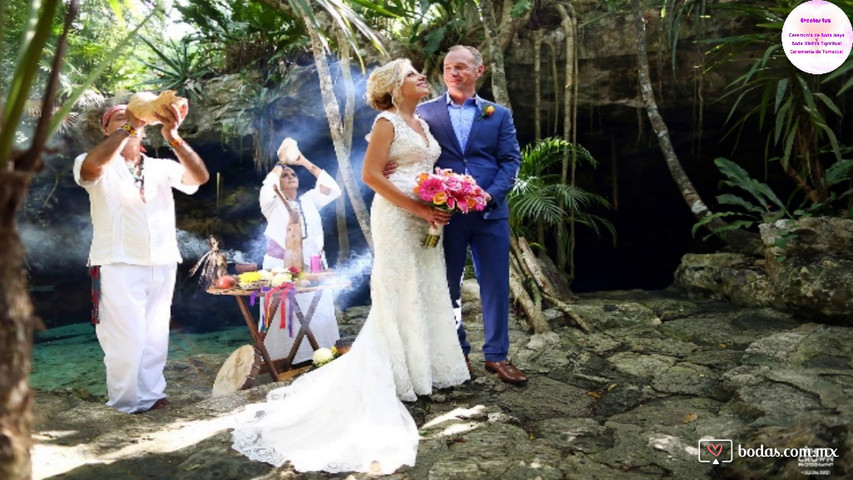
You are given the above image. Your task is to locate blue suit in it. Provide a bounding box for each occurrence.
[417,94,521,362]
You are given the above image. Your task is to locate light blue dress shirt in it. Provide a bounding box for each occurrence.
[446,95,479,152]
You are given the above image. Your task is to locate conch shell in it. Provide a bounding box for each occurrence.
[127,90,189,125]
[276,137,301,164]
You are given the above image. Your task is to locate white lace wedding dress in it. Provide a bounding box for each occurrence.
[231,110,470,474]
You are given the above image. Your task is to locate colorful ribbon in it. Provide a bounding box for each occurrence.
[250,286,270,332]
[262,283,296,335]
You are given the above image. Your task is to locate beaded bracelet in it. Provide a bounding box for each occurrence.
[169,137,183,149]
[120,123,138,138]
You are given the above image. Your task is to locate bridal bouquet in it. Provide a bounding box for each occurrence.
[413,168,489,247]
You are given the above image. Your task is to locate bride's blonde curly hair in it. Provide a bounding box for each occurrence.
[365,59,412,111]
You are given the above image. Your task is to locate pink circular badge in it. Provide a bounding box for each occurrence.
[782,0,853,75]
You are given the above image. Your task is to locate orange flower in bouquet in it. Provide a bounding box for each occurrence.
[413,168,489,247]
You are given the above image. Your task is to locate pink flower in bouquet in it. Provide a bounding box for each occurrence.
[442,174,463,193]
[413,168,489,247]
[414,168,488,213]
[414,173,445,202]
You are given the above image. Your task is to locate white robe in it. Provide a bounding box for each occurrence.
[259,170,342,364]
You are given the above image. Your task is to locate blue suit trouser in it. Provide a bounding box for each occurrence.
[443,212,511,362]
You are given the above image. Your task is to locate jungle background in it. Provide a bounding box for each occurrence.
[2,0,853,478]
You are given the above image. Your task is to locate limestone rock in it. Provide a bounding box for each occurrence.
[760,217,853,322]
[674,218,853,323]
[673,253,774,308]
[31,288,853,480]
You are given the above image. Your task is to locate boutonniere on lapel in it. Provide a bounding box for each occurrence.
[478,104,495,120]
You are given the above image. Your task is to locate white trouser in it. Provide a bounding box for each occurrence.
[97,263,176,413]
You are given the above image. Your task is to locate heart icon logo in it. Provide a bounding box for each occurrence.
[707,443,723,457]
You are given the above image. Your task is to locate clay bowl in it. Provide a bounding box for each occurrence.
[234,263,258,273]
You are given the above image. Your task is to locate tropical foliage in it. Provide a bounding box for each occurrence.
[695,156,853,239]
[708,0,853,215]
[2,0,176,97]
[175,0,308,74]
[508,137,615,268]
[139,36,214,100]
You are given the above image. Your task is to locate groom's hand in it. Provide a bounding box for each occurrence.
[382,161,397,178]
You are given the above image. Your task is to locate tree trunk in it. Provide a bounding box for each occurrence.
[334,171,351,264]
[332,30,356,264]
[631,0,762,255]
[0,170,38,480]
[498,0,515,47]
[541,291,591,334]
[1,1,75,475]
[516,237,557,297]
[570,15,580,282]
[509,255,550,334]
[478,0,511,109]
[303,19,373,249]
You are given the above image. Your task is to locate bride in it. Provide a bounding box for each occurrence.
[231,58,470,474]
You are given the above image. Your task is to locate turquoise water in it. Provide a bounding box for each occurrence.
[31,322,250,395]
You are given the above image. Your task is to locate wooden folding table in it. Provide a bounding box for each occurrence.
[207,275,347,382]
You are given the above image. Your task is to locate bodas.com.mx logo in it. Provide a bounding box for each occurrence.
[698,439,733,464]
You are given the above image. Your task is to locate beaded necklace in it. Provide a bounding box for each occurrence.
[274,186,308,240]
[126,157,145,199]
[285,197,308,239]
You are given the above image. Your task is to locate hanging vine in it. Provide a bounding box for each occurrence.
[533,28,543,142]
[555,2,579,277]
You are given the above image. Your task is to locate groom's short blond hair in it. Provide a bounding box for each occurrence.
[446,45,483,68]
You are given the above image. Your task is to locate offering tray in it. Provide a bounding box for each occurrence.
[206,273,348,295]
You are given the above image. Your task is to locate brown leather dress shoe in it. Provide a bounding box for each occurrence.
[465,355,473,376]
[484,360,527,385]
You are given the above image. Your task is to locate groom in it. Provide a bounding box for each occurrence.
[417,45,526,385]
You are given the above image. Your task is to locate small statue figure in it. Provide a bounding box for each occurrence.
[189,235,228,287]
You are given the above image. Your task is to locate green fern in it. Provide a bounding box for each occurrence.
[509,137,614,249]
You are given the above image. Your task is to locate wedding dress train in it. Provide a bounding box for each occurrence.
[231,110,469,474]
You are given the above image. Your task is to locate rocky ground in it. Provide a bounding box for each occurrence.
[31,286,852,480]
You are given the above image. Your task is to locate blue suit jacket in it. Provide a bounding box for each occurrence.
[416,94,521,220]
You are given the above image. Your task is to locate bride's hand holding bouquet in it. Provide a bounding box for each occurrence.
[413,168,489,247]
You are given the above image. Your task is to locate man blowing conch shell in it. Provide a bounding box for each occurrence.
[74,92,208,414]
